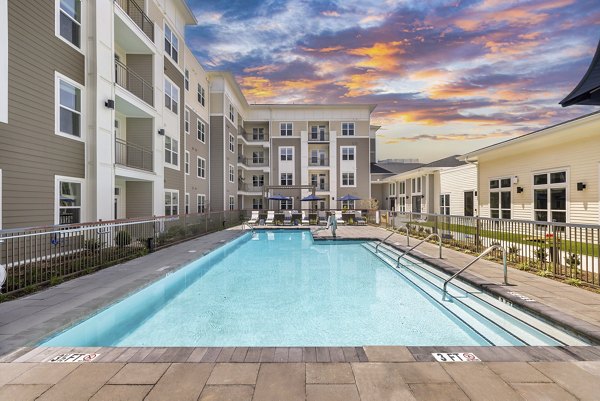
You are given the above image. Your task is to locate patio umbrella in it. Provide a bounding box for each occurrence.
[267,194,291,201]
[338,194,361,201]
[300,194,324,201]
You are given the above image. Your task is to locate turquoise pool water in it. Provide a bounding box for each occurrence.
[41,230,576,347]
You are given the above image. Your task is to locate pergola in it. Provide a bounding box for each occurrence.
[560,39,600,107]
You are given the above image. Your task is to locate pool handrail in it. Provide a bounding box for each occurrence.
[375,232,394,253]
[443,244,508,294]
[396,233,442,268]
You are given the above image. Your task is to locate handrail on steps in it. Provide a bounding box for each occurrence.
[396,233,442,268]
[443,244,508,294]
[375,232,394,253]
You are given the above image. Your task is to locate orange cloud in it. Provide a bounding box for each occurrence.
[302,46,344,53]
[347,41,405,72]
[382,131,520,143]
[239,76,329,103]
[243,65,279,74]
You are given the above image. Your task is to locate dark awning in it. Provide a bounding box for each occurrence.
[560,39,600,107]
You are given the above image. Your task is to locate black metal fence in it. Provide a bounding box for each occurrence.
[115,59,154,106]
[115,138,153,172]
[115,0,154,41]
[369,211,600,288]
[0,211,242,296]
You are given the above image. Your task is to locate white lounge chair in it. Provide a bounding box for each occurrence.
[265,210,275,225]
[301,211,310,225]
[335,210,346,225]
[248,210,259,225]
[317,211,328,225]
[355,211,367,225]
[283,210,292,225]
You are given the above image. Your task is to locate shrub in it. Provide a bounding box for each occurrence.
[535,247,547,263]
[84,238,101,251]
[537,270,553,278]
[508,246,520,261]
[567,253,581,270]
[516,262,530,271]
[115,230,132,247]
[565,277,582,287]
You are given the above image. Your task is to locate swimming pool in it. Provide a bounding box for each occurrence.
[41,230,587,347]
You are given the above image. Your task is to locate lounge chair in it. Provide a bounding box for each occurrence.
[317,211,328,225]
[248,210,259,225]
[301,211,310,225]
[283,210,292,225]
[355,211,367,225]
[335,210,346,225]
[265,210,275,225]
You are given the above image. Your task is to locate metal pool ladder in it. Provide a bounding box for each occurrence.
[396,233,442,268]
[443,244,508,294]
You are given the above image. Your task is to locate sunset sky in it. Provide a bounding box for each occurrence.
[186,0,600,162]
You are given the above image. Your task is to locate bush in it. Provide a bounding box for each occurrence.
[508,246,520,262]
[565,278,582,287]
[84,238,101,251]
[567,253,581,269]
[115,230,132,247]
[535,247,547,263]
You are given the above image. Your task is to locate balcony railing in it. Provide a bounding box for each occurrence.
[115,0,154,41]
[239,184,264,192]
[115,59,154,106]
[115,138,153,172]
[240,132,270,143]
[312,184,330,191]
[238,156,269,167]
[309,158,329,167]
[309,133,329,142]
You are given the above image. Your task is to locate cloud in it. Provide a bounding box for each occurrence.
[382,131,520,144]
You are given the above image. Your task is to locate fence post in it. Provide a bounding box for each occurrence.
[552,223,558,275]
[434,214,439,235]
[475,217,481,253]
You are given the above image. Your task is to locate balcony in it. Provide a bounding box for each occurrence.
[239,184,264,193]
[309,158,329,167]
[238,156,269,168]
[115,0,154,41]
[115,59,154,106]
[115,138,153,172]
[308,132,329,142]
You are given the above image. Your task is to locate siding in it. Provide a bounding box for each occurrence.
[224,119,238,209]
[209,116,224,211]
[0,0,85,228]
[439,164,477,216]
[478,132,600,224]
[337,137,370,203]
[186,108,210,210]
[126,118,153,149]
[126,181,153,217]
[126,54,153,97]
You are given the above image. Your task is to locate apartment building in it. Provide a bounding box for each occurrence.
[0,0,375,230]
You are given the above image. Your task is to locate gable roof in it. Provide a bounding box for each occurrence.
[560,39,600,107]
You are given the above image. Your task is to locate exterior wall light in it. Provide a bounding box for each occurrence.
[105,99,115,109]
[517,187,524,193]
[577,182,587,191]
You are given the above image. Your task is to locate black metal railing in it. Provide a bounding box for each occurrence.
[115,0,154,41]
[115,138,153,171]
[370,211,600,288]
[239,184,264,192]
[309,133,329,142]
[237,156,269,167]
[309,157,329,167]
[115,59,154,106]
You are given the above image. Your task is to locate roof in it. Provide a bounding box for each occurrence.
[375,162,424,174]
[208,71,250,109]
[178,0,198,25]
[560,39,600,107]
[460,110,600,160]
[382,155,465,182]
[250,103,377,113]
[422,155,466,168]
[370,163,394,174]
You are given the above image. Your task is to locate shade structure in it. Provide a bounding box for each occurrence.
[300,194,325,201]
[268,194,291,201]
[560,39,600,107]
[338,194,361,201]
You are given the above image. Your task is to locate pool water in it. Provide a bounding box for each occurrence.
[41,230,584,347]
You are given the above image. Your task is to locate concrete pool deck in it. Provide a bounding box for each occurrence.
[1,225,600,400]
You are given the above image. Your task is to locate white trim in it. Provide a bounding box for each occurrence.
[184,109,190,134]
[280,122,293,136]
[489,176,512,219]
[228,132,235,153]
[197,156,206,179]
[184,150,190,175]
[55,175,85,225]
[228,195,235,211]
[0,0,7,124]
[341,122,355,136]
[54,0,85,54]
[530,168,569,223]
[164,135,180,170]
[164,188,179,216]
[164,21,180,65]
[185,192,190,214]
[340,172,356,187]
[198,119,206,143]
[197,193,206,213]
[340,145,355,161]
[55,72,85,142]
[228,164,235,183]
[164,77,180,115]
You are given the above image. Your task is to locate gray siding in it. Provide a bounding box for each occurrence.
[126,54,153,98]
[186,108,210,211]
[337,137,370,202]
[0,0,85,228]
[224,119,238,210]
[209,116,224,211]
[126,181,153,218]
[163,56,185,213]
[126,118,152,149]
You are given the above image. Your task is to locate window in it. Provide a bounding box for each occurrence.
[341,173,355,186]
[184,69,189,91]
[197,194,206,213]
[184,151,190,174]
[280,173,293,186]
[252,175,264,188]
[228,104,235,122]
[184,109,190,134]
[165,136,179,167]
[342,122,355,136]
[440,194,450,215]
[412,196,421,213]
[164,190,179,216]
[280,122,292,136]
[252,198,263,210]
[197,157,206,178]
[490,178,511,219]
[399,181,406,195]
[310,150,326,166]
[464,191,475,217]
[164,24,179,63]
[389,183,396,196]
[229,133,235,152]
[229,196,235,211]
[57,0,81,49]
[197,120,205,143]
[252,127,265,140]
[252,151,264,165]
[280,147,293,161]
[280,199,292,210]
[164,79,179,114]
[57,179,82,224]
[342,200,355,210]
[185,193,190,214]
[533,170,567,223]
[57,76,82,139]
[341,147,355,161]
[197,84,205,106]
[229,164,235,183]
[310,125,326,141]
[412,177,422,194]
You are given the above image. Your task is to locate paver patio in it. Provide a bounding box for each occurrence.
[1,225,600,400]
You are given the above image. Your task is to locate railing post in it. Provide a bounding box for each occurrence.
[475,217,481,253]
